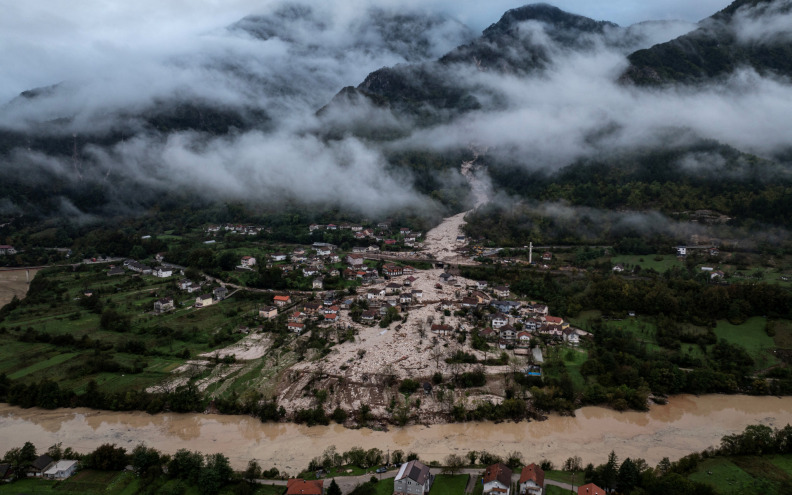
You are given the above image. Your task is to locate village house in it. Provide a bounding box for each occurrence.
[303,267,319,277]
[383,264,404,277]
[411,289,423,300]
[500,324,517,341]
[241,256,256,267]
[461,297,479,308]
[491,300,520,313]
[271,253,288,262]
[361,309,378,322]
[287,479,324,495]
[43,460,79,480]
[519,464,545,495]
[126,261,153,275]
[309,224,321,232]
[528,303,549,316]
[0,463,13,481]
[476,280,488,290]
[471,290,490,304]
[711,270,725,279]
[154,297,174,314]
[493,285,510,298]
[612,264,624,273]
[326,224,337,231]
[545,316,568,329]
[393,460,434,495]
[28,455,55,477]
[289,311,306,323]
[402,266,416,275]
[213,286,228,301]
[483,463,513,495]
[517,331,532,346]
[480,327,496,340]
[440,300,455,311]
[195,294,213,308]
[367,244,380,252]
[431,324,453,336]
[259,306,278,319]
[386,282,402,294]
[274,295,291,307]
[542,251,552,261]
[490,313,509,329]
[367,288,385,301]
[154,266,173,278]
[313,277,324,290]
[563,328,580,346]
[403,276,417,286]
[316,247,333,256]
[577,483,605,495]
[107,266,125,276]
[439,272,455,284]
[303,301,323,314]
[345,253,365,267]
[352,246,368,253]
[287,322,305,333]
[524,318,541,332]
[400,293,413,304]
[0,245,17,255]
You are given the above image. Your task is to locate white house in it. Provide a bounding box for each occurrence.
[483,463,512,495]
[393,460,434,495]
[195,294,213,308]
[43,460,78,480]
[154,267,173,278]
[518,464,545,495]
[241,256,256,267]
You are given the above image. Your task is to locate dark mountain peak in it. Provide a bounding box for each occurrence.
[483,3,618,39]
[622,0,792,85]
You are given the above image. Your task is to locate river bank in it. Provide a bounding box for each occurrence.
[2,394,791,474]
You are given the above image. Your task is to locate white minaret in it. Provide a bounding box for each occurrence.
[529,242,533,264]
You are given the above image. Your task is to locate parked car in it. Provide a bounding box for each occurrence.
[375,467,387,473]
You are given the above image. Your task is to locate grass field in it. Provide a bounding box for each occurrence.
[689,455,792,494]
[714,318,779,369]
[546,485,575,495]
[431,474,469,495]
[610,254,680,273]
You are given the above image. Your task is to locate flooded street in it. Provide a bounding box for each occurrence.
[2,395,791,473]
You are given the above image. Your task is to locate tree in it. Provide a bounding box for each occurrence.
[327,479,342,495]
[466,451,478,465]
[392,450,405,465]
[617,458,640,494]
[199,453,233,495]
[47,443,63,462]
[443,454,465,475]
[563,456,582,472]
[19,442,37,465]
[506,451,524,470]
[168,449,204,483]
[602,451,619,491]
[131,444,162,478]
[244,460,262,482]
[86,444,128,471]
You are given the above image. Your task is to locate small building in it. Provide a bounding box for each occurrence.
[431,324,453,336]
[241,256,256,267]
[0,463,13,481]
[383,264,404,277]
[612,264,624,273]
[542,252,552,261]
[519,464,545,495]
[154,297,174,314]
[393,460,434,495]
[346,253,365,267]
[577,483,605,495]
[676,246,687,257]
[154,267,173,278]
[213,286,229,301]
[259,306,278,319]
[493,286,510,298]
[287,479,324,495]
[483,463,513,495]
[43,460,79,480]
[313,277,324,290]
[195,294,213,308]
[288,322,305,333]
[271,253,288,262]
[274,295,291,307]
[107,266,125,276]
[0,245,17,255]
[27,454,54,477]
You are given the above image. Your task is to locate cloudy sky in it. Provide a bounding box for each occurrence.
[0,0,731,103]
[4,0,789,219]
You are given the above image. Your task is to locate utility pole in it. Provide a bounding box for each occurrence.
[529,242,533,264]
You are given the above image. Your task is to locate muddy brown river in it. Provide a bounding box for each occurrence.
[2,395,791,473]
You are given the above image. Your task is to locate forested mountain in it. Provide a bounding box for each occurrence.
[622,0,792,85]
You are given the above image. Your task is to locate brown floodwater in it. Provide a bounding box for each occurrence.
[1,395,791,473]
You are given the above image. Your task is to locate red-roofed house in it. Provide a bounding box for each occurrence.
[577,484,605,495]
[287,322,305,333]
[518,463,545,495]
[287,479,324,495]
[274,295,291,307]
[483,463,513,495]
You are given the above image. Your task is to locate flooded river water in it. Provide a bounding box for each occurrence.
[2,395,791,473]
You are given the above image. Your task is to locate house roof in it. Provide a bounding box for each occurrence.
[198,293,212,300]
[43,460,78,475]
[287,479,324,495]
[395,460,431,484]
[519,463,545,487]
[274,295,291,301]
[0,463,12,479]
[31,454,54,470]
[288,322,304,328]
[546,316,563,324]
[577,483,605,495]
[483,463,512,487]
